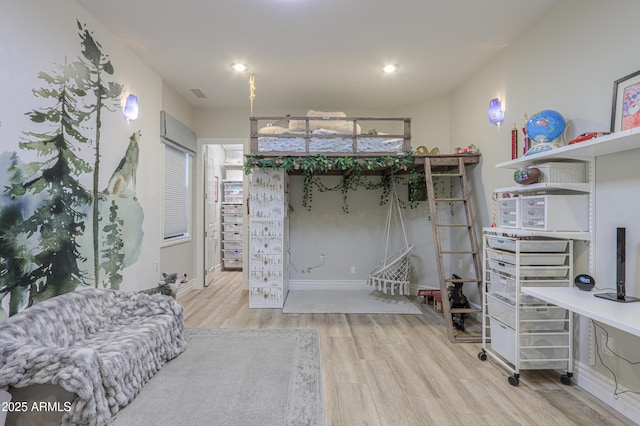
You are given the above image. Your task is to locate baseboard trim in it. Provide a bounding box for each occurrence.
[288,280,368,291]
[574,360,640,422]
[176,279,195,298]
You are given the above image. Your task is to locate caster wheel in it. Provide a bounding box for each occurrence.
[508,375,519,386]
[477,351,487,361]
[560,374,571,386]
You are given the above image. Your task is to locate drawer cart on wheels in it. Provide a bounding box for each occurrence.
[478,233,574,386]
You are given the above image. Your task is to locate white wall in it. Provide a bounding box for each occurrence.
[445,0,640,418]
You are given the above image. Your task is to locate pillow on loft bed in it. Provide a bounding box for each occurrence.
[258,125,287,134]
[288,109,362,134]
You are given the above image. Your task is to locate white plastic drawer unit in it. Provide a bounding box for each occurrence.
[519,194,589,231]
[497,197,520,228]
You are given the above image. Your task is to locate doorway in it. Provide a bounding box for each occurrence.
[197,140,245,289]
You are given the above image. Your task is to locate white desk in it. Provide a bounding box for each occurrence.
[521,287,640,338]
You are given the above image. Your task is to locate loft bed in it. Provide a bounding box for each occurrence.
[250,115,411,156]
[249,114,480,172]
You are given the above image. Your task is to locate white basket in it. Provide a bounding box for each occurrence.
[536,162,586,183]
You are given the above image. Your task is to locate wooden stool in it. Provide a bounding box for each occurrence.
[433,293,443,312]
[417,289,441,305]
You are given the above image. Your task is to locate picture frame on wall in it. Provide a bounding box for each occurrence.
[214,176,219,202]
[611,69,640,132]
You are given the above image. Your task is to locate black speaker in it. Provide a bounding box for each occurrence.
[575,274,595,291]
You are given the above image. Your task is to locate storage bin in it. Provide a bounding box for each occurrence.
[249,287,284,307]
[487,259,569,279]
[222,205,242,214]
[497,198,520,228]
[226,169,243,180]
[519,305,568,331]
[536,162,586,183]
[490,319,516,364]
[249,220,283,237]
[223,249,242,259]
[249,269,283,287]
[519,332,570,348]
[489,320,571,369]
[224,240,243,250]
[487,294,516,328]
[250,253,283,271]
[250,236,284,254]
[486,237,568,253]
[486,249,568,266]
[487,271,516,301]
[224,259,243,269]
[224,231,242,241]
[223,214,243,223]
[224,222,242,232]
[520,194,588,231]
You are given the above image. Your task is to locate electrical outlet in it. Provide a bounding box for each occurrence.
[458,259,463,269]
[350,266,356,274]
[602,335,613,356]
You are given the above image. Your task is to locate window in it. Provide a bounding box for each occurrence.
[163,143,192,242]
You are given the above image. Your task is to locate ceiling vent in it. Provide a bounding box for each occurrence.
[189,88,207,99]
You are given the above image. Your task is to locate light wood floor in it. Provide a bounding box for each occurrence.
[180,271,636,426]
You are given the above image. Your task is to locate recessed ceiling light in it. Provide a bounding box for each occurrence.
[231,63,249,72]
[382,64,398,73]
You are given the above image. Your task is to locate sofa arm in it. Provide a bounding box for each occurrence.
[0,344,111,426]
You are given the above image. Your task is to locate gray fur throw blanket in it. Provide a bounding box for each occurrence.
[0,288,186,425]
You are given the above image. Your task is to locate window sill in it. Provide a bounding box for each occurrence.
[162,235,192,248]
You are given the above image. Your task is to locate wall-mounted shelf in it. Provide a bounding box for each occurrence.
[494,182,591,194]
[496,128,640,169]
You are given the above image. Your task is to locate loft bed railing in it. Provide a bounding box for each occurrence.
[249,116,411,156]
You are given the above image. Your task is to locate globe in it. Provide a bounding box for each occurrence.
[525,110,566,143]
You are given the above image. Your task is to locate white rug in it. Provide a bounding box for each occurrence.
[283,288,422,314]
[111,328,323,426]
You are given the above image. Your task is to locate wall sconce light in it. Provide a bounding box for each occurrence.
[123,94,139,121]
[488,98,504,126]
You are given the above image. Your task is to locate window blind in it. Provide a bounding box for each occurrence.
[163,143,191,240]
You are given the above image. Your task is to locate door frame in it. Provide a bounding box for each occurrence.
[195,138,247,289]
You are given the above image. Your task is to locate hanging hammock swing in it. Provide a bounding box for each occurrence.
[367,185,413,295]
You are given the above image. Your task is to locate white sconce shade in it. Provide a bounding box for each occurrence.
[488,98,504,125]
[123,94,139,120]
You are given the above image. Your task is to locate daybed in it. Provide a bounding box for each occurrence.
[250,112,412,155]
[0,288,186,426]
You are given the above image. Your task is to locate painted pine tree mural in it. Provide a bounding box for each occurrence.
[8,58,93,304]
[76,20,123,288]
[0,20,145,319]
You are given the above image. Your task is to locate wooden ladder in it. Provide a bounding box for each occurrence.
[424,157,483,343]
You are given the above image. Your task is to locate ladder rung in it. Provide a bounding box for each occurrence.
[437,224,471,227]
[434,197,466,202]
[440,250,477,255]
[433,173,462,177]
[452,334,483,343]
[445,278,482,283]
[450,308,482,314]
